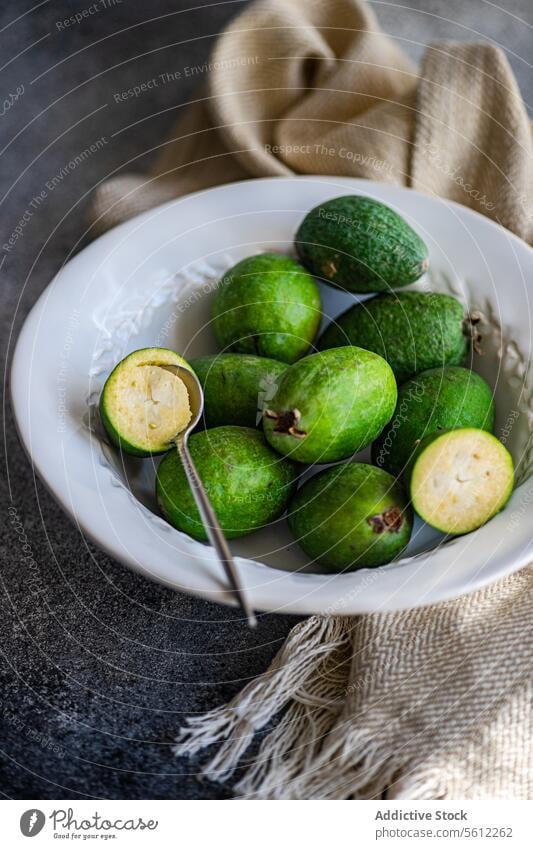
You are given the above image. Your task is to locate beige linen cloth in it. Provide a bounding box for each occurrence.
[89,0,533,798]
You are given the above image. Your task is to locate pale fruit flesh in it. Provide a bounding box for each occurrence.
[410,428,514,534]
[106,363,191,451]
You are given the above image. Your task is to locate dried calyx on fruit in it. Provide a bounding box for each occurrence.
[264,408,306,438]
[462,312,483,354]
[367,507,404,534]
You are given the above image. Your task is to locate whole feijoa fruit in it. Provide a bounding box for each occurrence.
[211,253,321,364]
[190,353,286,429]
[287,463,413,572]
[156,426,298,540]
[295,195,429,293]
[406,428,514,535]
[372,366,495,476]
[263,346,397,464]
[318,291,468,383]
[99,347,192,457]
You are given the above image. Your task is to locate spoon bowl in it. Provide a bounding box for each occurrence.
[159,363,204,434]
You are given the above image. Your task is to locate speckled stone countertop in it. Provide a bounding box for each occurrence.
[1,0,532,799]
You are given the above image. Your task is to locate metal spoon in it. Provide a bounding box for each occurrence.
[160,364,257,628]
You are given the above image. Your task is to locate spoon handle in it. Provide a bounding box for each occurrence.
[174,435,257,628]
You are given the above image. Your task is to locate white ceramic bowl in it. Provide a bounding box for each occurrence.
[11,177,533,615]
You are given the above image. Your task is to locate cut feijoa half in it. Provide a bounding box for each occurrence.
[99,347,192,456]
[408,428,514,535]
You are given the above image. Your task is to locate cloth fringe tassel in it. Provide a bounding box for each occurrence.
[173,616,444,799]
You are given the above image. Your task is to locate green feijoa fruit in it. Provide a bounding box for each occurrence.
[287,463,413,572]
[190,353,286,429]
[156,426,298,540]
[99,347,192,457]
[295,195,429,294]
[372,366,495,476]
[263,346,397,464]
[211,253,322,364]
[318,291,469,383]
[407,428,514,535]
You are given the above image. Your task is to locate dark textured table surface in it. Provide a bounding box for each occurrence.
[1,0,532,800]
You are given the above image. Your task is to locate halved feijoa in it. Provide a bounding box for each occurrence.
[408,428,514,534]
[99,347,192,456]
